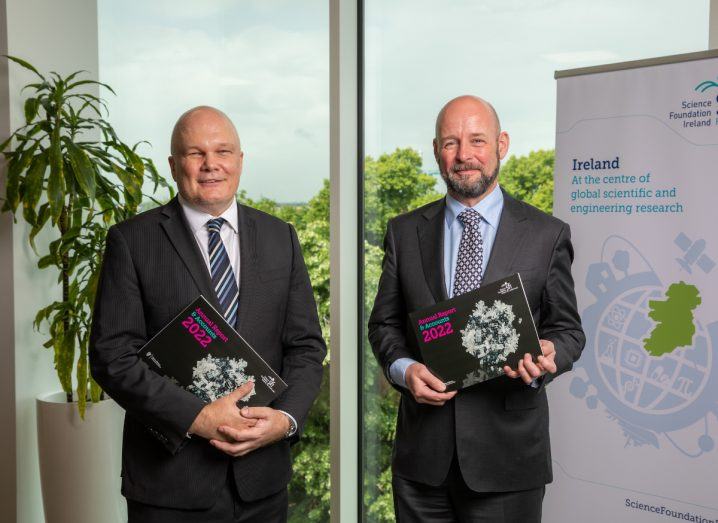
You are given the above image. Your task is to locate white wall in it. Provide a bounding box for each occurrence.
[1,1,99,521]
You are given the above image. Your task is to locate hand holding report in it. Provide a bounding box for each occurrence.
[409,273,542,390]
[503,339,557,385]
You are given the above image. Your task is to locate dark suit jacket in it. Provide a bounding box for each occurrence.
[368,190,585,492]
[90,197,326,509]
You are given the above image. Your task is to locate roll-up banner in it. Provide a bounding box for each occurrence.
[547,50,718,523]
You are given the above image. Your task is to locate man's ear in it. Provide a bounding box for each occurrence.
[497,131,510,160]
[433,138,439,165]
[168,155,177,182]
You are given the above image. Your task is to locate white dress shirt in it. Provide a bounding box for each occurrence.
[178,195,241,291]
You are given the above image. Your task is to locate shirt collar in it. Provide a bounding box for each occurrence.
[445,184,504,231]
[178,194,239,234]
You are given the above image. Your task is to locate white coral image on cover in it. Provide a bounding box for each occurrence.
[186,353,257,403]
[461,299,521,376]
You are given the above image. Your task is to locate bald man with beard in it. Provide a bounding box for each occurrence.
[368,96,585,522]
[90,106,326,522]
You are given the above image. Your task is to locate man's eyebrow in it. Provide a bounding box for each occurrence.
[183,142,236,151]
[441,132,489,141]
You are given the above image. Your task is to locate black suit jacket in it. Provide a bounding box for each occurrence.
[90,197,326,509]
[368,190,585,492]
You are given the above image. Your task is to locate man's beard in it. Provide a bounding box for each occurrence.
[440,156,500,199]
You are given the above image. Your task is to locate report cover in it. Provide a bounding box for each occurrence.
[409,273,542,390]
[138,295,287,406]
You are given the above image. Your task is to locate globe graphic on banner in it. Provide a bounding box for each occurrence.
[571,235,718,455]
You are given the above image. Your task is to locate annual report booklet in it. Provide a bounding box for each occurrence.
[408,273,542,390]
[138,295,287,406]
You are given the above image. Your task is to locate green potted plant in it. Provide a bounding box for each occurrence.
[1,56,171,523]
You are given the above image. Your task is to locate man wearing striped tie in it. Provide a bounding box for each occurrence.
[90,106,326,522]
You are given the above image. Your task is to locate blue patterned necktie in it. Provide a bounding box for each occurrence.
[206,218,239,327]
[452,208,484,297]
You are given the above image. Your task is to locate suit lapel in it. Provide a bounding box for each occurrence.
[160,197,222,312]
[483,190,528,284]
[417,199,448,303]
[236,203,257,334]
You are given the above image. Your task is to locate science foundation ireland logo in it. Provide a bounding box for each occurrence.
[695,77,718,93]
[570,234,718,457]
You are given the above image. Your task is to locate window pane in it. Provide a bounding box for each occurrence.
[361,1,707,521]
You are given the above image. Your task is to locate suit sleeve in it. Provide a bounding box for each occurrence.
[90,225,206,454]
[271,224,327,436]
[538,223,586,385]
[368,220,415,388]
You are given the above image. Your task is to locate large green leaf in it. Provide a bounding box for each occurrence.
[62,70,87,87]
[4,55,45,81]
[15,122,44,141]
[33,302,59,330]
[50,71,65,97]
[21,81,49,94]
[112,163,142,204]
[76,340,88,418]
[85,262,101,303]
[124,145,145,183]
[59,227,81,252]
[62,159,78,194]
[22,150,48,214]
[67,78,115,95]
[54,325,74,396]
[0,133,15,153]
[24,97,40,123]
[47,126,64,223]
[68,94,107,117]
[65,140,96,199]
[71,204,83,228]
[28,203,51,254]
[89,377,102,403]
[3,142,38,212]
[2,160,21,213]
[75,99,101,118]
[37,254,55,269]
[21,205,37,226]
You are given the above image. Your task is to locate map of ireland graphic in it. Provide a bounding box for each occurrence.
[644,282,701,357]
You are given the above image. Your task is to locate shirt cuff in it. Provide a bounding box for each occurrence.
[278,410,298,438]
[389,357,417,389]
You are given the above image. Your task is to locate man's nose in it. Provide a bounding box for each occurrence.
[456,142,472,163]
[201,153,218,171]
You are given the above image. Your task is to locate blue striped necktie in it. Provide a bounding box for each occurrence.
[206,218,239,327]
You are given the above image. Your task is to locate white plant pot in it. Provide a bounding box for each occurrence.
[36,392,126,523]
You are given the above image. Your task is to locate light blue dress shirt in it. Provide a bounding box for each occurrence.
[388,186,504,388]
